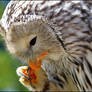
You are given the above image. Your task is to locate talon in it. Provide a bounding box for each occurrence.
[22,68,28,76]
[19,76,31,86]
[16,66,28,77]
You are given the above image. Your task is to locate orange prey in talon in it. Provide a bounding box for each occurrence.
[22,52,48,83]
[28,51,48,70]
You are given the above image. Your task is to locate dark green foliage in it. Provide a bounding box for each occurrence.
[0,4,27,91]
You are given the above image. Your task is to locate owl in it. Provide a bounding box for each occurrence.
[0,0,92,91]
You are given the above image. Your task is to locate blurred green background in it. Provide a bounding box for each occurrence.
[0,1,28,91]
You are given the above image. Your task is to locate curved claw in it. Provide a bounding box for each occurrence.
[16,66,37,83]
[16,66,28,77]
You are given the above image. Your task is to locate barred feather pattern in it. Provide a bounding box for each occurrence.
[1,0,92,91]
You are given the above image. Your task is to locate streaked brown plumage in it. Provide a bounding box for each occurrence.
[0,0,92,91]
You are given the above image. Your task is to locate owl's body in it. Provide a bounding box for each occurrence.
[0,0,92,91]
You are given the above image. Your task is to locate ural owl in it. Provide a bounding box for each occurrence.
[0,0,92,91]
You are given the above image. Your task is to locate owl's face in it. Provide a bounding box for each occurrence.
[1,20,63,63]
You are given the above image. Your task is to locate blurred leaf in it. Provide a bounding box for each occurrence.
[0,5,5,19]
[0,50,27,91]
[0,5,28,91]
[0,5,5,50]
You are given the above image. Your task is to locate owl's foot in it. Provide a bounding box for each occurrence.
[16,66,37,87]
[16,66,49,91]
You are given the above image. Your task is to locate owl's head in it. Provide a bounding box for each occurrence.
[0,19,64,63]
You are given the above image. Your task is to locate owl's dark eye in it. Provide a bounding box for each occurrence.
[30,36,37,46]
